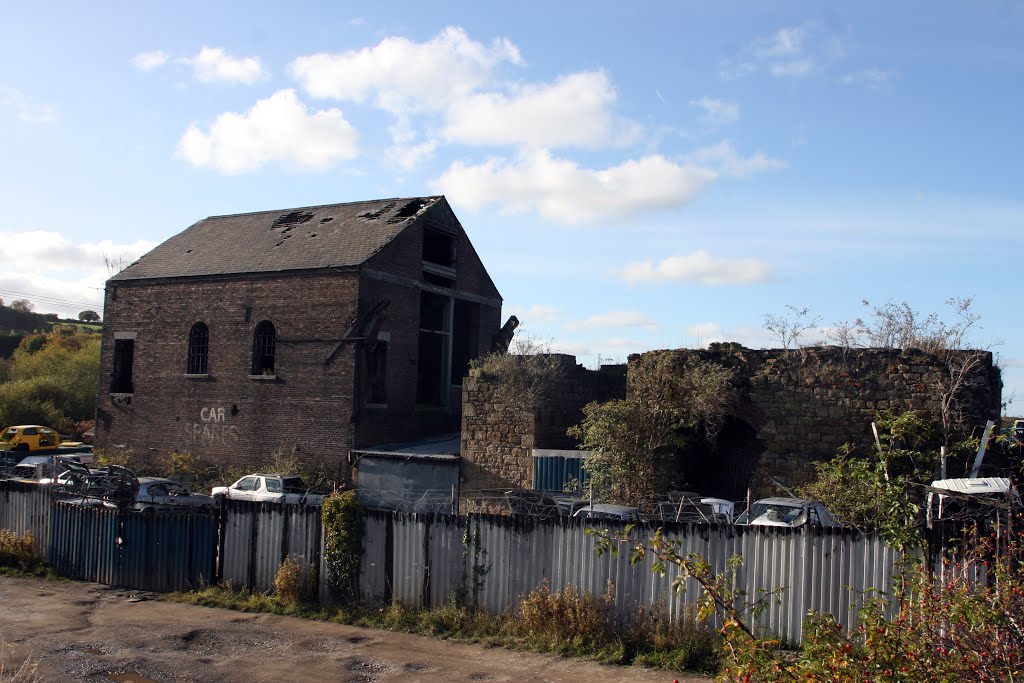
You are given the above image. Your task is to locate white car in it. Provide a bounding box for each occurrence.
[573,503,643,522]
[211,474,324,505]
[735,497,837,528]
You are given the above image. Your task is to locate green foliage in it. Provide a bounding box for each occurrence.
[321,490,363,602]
[0,530,43,571]
[596,523,1024,682]
[164,451,220,489]
[263,447,332,492]
[77,310,100,322]
[571,352,736,508]
[468,336,567,413]
[0,328,100,429]
[274,555,317,605]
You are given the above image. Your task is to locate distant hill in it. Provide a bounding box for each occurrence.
[0,303,101,358]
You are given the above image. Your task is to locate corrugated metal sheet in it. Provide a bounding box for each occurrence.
[369,513,906,643]
[0,480,52,548]
[219,499,321,592]
[533,455,589,492]
[48,502,217,592]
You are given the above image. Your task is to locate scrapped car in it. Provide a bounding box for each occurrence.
[133,477,213,510]
[573,503,643,522]
[212,474,324,505]
[927,477,1019,524]
[657,493,736,523]
[735,497,837,528]
[1,425,61,452]
[10,455,91,483]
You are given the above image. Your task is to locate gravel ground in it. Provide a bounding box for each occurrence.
[0,575,709,683]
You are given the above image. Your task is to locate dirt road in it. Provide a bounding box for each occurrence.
[0,575,707,683]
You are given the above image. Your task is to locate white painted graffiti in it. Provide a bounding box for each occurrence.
[185,406,238,444]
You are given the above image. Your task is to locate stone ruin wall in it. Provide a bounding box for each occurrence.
[459,345,1001,507]
[459,355,626,513]
[651,345,1002,496]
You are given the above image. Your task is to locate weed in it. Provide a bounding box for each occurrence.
[0,531,43,572]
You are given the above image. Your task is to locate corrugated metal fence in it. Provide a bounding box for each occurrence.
[362,512,902,642]
[2,480,910,642]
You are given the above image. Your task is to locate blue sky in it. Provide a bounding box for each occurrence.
[1,1,1021,410]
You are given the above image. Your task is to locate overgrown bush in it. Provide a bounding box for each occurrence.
[321,490,363,601]
[273,555,317,605]
[0,530,42,571]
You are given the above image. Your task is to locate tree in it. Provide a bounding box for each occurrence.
[570,352,737,509]
[78,310,100,322]
[9,299,34,313]
[761,304,821,351]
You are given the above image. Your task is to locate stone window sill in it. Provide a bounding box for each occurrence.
[183,373,210,379]
[247,374,278,381]
[109,392,134,398]
[366,402,388,410]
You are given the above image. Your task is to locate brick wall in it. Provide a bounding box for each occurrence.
[96,271,360,480]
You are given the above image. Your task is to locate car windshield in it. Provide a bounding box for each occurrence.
[745,503,805,524]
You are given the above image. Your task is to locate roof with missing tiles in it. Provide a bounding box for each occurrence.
[110,196,444,281]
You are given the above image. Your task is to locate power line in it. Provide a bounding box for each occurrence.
[0,287,101,310]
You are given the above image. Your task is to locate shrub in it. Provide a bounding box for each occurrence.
[321,491,363,601]
[274,556,317,605]
[0,530,42,571]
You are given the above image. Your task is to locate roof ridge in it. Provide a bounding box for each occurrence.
[204,195,442,221]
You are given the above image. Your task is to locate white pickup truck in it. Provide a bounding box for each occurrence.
[211,474,325,505]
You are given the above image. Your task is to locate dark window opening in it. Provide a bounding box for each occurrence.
[451,300,480,385]
[187,322,209,374]
[110,339,135,394]
[368,342,388,404]
[416,333,445,405]
[417,291,450,406]
[252,321,276,375]
[422,228,455,268]
[419,291,448,331]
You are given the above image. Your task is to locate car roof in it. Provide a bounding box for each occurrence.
[6,425,52,430]
[137,477,176,485]
[931,477,1014,495]
[752,497,822,507]
[574,504,640,514]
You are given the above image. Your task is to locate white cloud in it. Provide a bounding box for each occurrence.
[290,26,522,113]
[506,304,563,324]
[131,50,170,71]
[549,339,591,357]
[433,149,716,225]
[566,311,658,332]
[690,97,739,127]
[443,70,638,148]
[176,89,358,174]
[842,68,892,90]
[686,140,786,178]
[0,231,157,317]
[183,46,268,84]
[0,86,56,124]
[620,251,773,285]
[722,23,824,80]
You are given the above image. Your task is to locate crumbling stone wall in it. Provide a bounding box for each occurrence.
[460,344,1001,505]
[650,344,1002,497]
[459,355,626,513]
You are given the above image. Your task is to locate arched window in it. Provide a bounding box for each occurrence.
[252,321,276,375]
[187,322,209,374]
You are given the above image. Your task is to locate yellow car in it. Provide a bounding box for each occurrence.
[1,425,62,452]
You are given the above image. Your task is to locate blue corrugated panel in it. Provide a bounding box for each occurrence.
[533,455,589,492]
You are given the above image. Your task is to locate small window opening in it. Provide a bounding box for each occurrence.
[422,228,455,268]
[423,272,454,288]
[110,339,135,394]
[368,342,388,404]
[252,321,276,375]
[187,322,209,374]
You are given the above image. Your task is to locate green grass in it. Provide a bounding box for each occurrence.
[165,582,721,674]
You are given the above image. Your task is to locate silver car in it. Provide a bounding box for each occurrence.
[133,477,213,510]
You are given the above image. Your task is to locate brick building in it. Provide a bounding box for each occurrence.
[95,196,502,481]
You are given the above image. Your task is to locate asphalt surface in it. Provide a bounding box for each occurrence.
[0,574,707,682]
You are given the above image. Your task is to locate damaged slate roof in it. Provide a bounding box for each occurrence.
[110,196,443,281]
